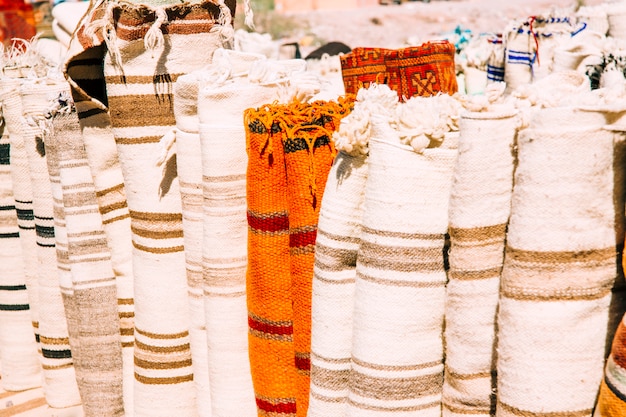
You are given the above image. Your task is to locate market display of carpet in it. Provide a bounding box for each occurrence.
[1,0,626,416]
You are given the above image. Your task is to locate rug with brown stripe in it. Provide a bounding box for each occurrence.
[443,107,519,417]
[197,57,283,416]
[347,109,456,416]
[497,103,621,417]
[19,80,82,409]
[98,1,236,415]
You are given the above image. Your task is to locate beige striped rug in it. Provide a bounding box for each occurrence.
[99,1,236,415]
[497,104,618,417]
[171,70,213,417]
[0,104,42,392]
[54,105,125,416]
[64,18,136,415]
[443,106,519,417]
[19,80,82,409]
[348,104,457,416]
[308,84,397,417]
[0,78,43,387]
[198,60,282,417]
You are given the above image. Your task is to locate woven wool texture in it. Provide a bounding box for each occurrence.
[308,150,368,417]
[245,98,351,417]
[340,41,457,101]
[100,1,236,415]
[443,108,519,417]
[0,114,41,392]
[246,106,297,417]
[65,16,136,412]
[0,79,42,378]
[496,106,619,417]
[596,314,626,417]
[347,113,456,417]
[19,81,82,409]
[198,74,280,417]
[54,110,125,417]
[173,72,212,417]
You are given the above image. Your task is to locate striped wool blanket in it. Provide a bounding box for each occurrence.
[497,103,619,417]
[65,0,237,415]
[443,105,519,417]
[0,99,41,393]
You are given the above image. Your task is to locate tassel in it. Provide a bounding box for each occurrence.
[155,127,177,167]
[144,7,168,57]
[244,0,255,30]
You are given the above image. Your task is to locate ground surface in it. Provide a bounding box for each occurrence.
[248,0,607,52]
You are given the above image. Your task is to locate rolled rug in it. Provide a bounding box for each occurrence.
[596,314,626,417]
[42,110,80,403]
[245,104,299,417]
[308,84,397,417]
[197,54,280,417]
[0,107,42,392]
[443,105,519,417]
[53,104,125,417]
[98,1,236,415]
[282,98,352,417]
[19,79,82,408]
[0,78,43,381]
[384,41,458,100]
[170,69,212,417]
[64,12,137,413]
[347,95,457,417]
[496,102,619,417]
[503,21,535,92]
[340,47,389,96]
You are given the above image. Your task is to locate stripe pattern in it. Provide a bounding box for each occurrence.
[443,109,519,417]
[0,79,43,375]
[19,81,82,408]
[53,110,125,416]
[65,50,136,416]
[497,118,619,416]
[308,150,368,417]
[246,110,299,417]
[198,72,275,416]
[100,1,235,415]
[347,113,457,416]
[173,72,212,417]
[0,109,42,392]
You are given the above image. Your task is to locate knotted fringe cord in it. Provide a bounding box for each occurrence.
[155,128,177,169]
[215,0,235,48]
[144,7,167,58]
[243,0,254,29]
[83,0,124,75]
